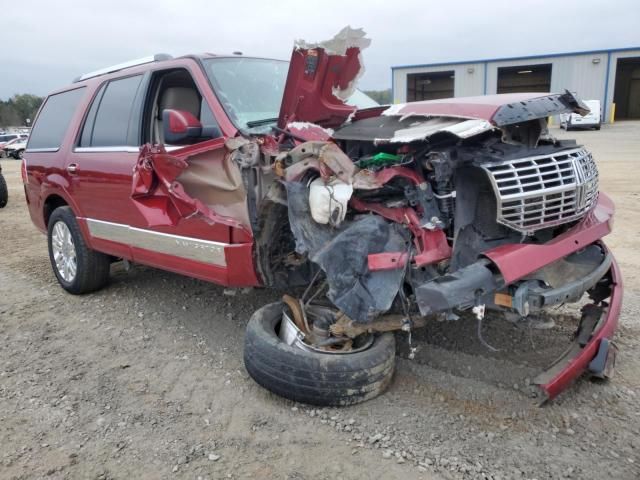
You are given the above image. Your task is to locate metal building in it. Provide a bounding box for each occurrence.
[392,47,640,123]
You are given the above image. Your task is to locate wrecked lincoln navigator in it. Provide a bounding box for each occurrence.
[25,27,621,406]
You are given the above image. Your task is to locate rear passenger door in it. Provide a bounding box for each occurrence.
[68,74,147,257]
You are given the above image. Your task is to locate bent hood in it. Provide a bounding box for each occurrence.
[277,26,371,130]
[382,91,590,127]
[333,91,591,144]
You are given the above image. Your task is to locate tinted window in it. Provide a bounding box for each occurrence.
[27,87,85,150]
[90,75,143,146]
[79,83,106,147]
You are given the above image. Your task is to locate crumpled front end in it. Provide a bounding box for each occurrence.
[137,26,621,401]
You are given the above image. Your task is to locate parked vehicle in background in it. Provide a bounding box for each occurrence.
[5,137,28,159]
[561,99,601,130]
[2,137,26,158]
[0,164,7,208]
[0,134,28,157]
[23,28,620,406]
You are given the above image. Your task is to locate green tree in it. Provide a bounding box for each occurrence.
[363,89,392,105]
[0,94,44,128]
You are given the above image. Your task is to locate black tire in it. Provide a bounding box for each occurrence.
[0,173,7,208]
[47,206,110,294]
[595,125,601,131]
[244,302,396,406]
[17,149,24,159]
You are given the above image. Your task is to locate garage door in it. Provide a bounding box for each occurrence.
[497,64,552,94]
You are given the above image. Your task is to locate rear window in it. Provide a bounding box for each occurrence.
[87,75,144,147]
[28,87,85,150]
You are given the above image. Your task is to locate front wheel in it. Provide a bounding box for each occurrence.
[244,302,396,406]
[47,206,111,294]
[17,149,24,160]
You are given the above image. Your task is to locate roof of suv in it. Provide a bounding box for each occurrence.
[71,53,286,85]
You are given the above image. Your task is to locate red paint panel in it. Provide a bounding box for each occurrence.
[368,252,409,271]
[484,193,614,284]
[225,243,261,286]
[385,93,546,121]
[277,47,359,129]
[539,253,622,400]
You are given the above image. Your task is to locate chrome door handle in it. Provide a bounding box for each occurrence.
[67,163,78,174]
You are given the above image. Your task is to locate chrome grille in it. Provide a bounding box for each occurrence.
[481,148,599,234]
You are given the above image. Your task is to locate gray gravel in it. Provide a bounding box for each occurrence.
[2,122,640,479]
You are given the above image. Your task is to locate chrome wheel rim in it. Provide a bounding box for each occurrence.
[52,221,77,282]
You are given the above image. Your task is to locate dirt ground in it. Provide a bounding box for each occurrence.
[1,122,640,480]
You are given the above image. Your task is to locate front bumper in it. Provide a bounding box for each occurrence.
[414,192,621,401]
[533,254,621,401]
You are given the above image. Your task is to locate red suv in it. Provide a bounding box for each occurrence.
[23,28,621,406]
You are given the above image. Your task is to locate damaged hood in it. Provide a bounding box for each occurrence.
[277,26,371,130]
[333,91,590,143]
[382,91,589,127]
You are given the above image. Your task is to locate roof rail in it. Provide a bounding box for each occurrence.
[73,53,173,83]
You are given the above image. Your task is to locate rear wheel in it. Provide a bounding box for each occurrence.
[47,206,110,294]
[244,302,396,406]
[17,149,24,159]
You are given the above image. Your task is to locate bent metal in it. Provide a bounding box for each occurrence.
[23,26,621,406]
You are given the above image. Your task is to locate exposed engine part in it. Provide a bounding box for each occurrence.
[329,313,427,338]
[308,177,353,227]
[278,298,373,354]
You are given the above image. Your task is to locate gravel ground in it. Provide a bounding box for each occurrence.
[1,122,640,479]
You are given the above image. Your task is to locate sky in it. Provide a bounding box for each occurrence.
[2,0,640,99]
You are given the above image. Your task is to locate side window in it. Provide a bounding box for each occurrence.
[83,75,143,147]
[27,87,86,150]
[144,68,220,145]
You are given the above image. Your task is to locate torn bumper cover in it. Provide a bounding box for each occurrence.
[415,192,616,316]
[533,257,621,401]
[414,192,621,400]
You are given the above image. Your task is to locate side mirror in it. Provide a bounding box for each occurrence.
[162,109,202,144]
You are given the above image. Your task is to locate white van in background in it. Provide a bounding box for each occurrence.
[560,99,602,130]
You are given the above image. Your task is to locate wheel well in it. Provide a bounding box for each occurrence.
[44,195,68,227]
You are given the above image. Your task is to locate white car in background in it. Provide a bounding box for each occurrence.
[561,99,601,130]
[5,137,28,159]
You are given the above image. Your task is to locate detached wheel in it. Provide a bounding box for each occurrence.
[244,302,396,406]
[47,206,110,294]
[0,173,7,208]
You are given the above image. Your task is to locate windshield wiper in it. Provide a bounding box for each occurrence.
[246,117,279,128]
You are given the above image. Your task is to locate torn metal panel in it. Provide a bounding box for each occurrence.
[286,122,334,142]
[285,181,406,323]
[333,115,493,143]
[381,91,589,127]
[294,26,371,56]
[131,143,251,233]
[379,118,493,144]
[283,141,356,184]
[278,27,370,129]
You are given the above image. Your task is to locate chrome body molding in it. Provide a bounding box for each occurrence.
[85,218,227,267]
[73,145,182,153]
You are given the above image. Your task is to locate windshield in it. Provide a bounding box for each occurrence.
[203,57,288,130]
[203,57,379,130]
